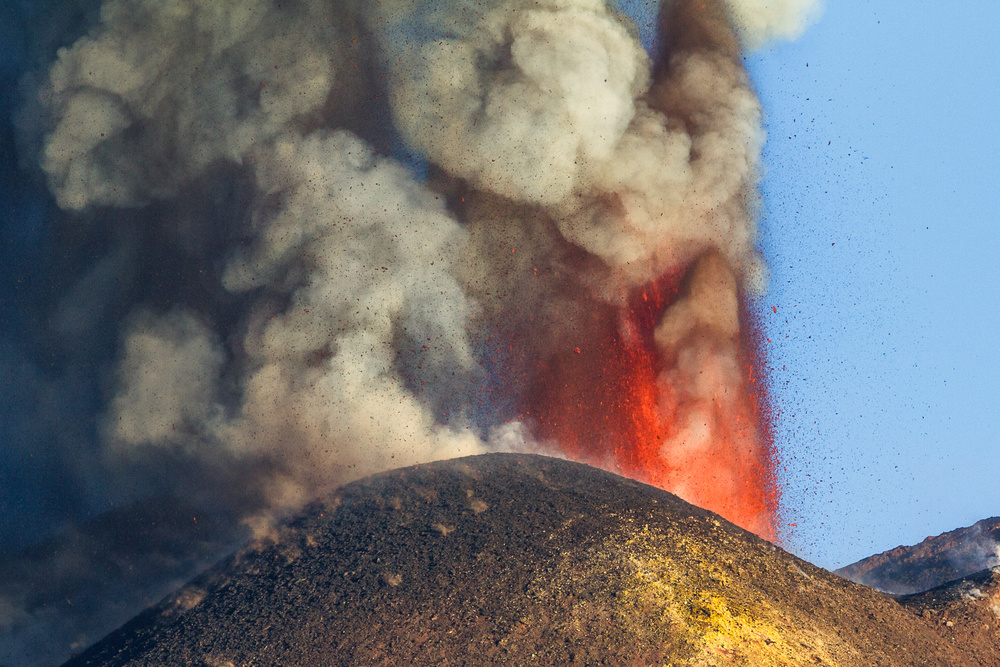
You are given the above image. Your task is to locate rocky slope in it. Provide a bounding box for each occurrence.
[64,454,993,666]
[899,569,1000,667]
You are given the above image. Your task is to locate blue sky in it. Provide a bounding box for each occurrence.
[746,2,1000,567]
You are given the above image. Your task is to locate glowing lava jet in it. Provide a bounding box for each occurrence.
[524,255,779,540]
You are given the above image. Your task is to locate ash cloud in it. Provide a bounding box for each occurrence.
[375,0,777,289]
[35,0,494,523]
[1,0,816,662]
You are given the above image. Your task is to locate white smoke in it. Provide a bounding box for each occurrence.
[372,0,771,292]
[721,0,822,48]
[209,130,488,510]
[654,255,743,464]
[383,0,649,207]
[42,0,343,210]
[985,539,1000,574]
[109,309,225,450]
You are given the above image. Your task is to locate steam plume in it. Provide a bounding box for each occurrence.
[1,0,818,660]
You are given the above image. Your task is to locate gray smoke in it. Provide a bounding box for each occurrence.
[39,0,498,528]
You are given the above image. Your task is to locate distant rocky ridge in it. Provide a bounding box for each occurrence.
[837,517,1000,595]
[63,454,998,666]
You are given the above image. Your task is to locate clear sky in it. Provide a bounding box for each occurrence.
[745,2,1000,568]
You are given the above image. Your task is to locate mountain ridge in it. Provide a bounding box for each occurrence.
[837,517,1000,595]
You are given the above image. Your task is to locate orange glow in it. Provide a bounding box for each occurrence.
[523,269,779,541]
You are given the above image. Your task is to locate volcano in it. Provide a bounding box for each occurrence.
[63,454,995,666]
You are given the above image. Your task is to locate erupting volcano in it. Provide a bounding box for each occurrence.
[0,0,827,655]
[0,0,831,659]
[450,0,787,537]
[22,0,805,539]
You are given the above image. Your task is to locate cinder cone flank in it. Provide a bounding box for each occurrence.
[67,454,988,666]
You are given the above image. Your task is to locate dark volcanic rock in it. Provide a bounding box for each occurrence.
[0,497,243,667]
[837,518,1000,595]
[65,454,989,666]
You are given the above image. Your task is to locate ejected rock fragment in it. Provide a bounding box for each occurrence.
[65,454,987,666]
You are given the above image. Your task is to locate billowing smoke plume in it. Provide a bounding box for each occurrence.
[1,0,817,661]
[39,0,497,524]
[380,0,768,289]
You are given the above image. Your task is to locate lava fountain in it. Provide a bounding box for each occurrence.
[508,0,785,539]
